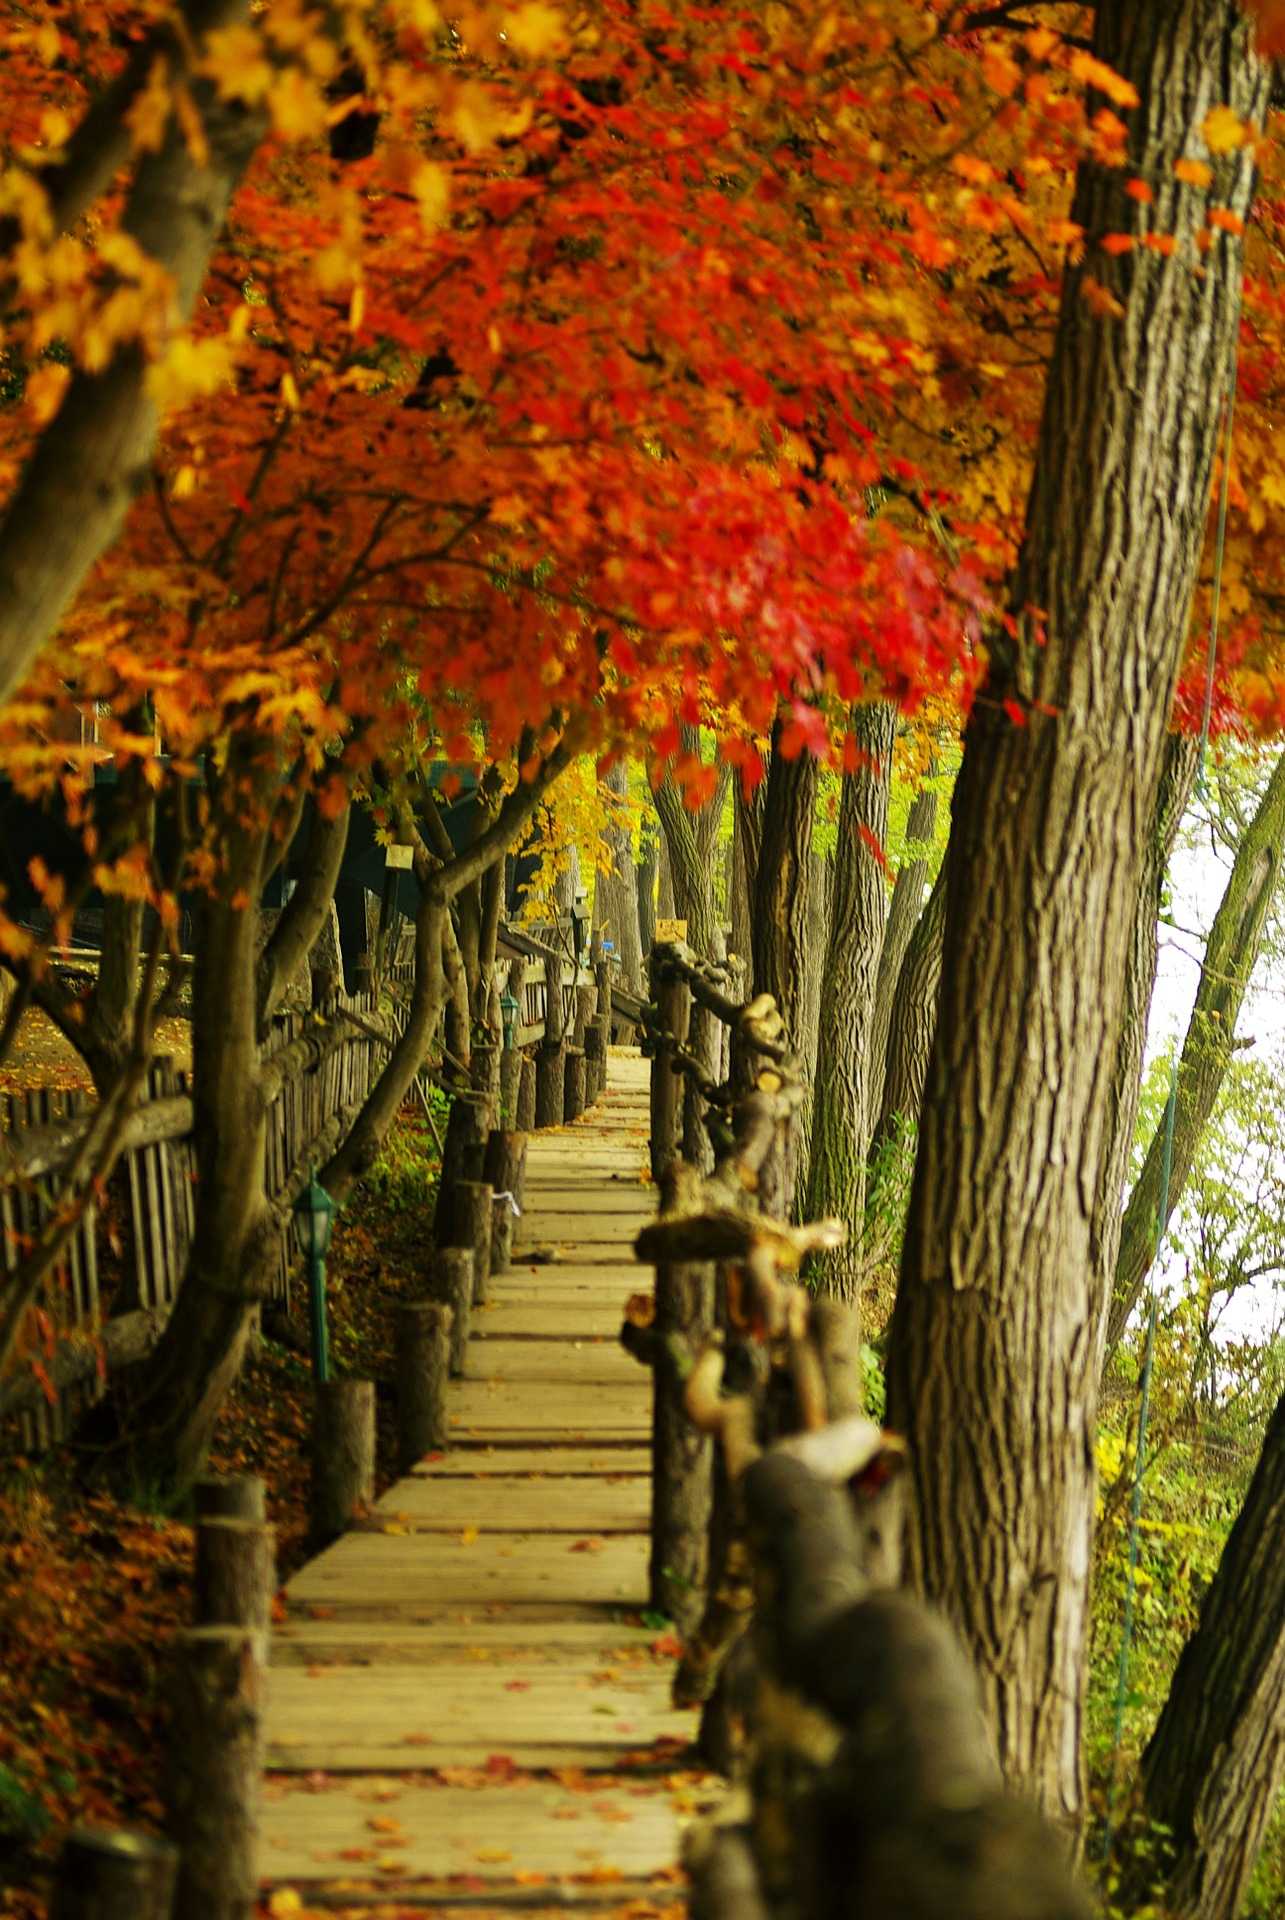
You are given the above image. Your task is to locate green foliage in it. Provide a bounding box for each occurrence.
[0,1758,51,1846]
[363,1103,445,1211]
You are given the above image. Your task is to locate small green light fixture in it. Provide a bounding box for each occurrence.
[500,988,520,1051]
[293,1171,335,1383]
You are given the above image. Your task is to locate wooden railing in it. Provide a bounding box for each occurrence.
[0,995,382,1448]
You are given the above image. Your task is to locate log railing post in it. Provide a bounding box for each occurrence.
[649,947,690,1185]
[310,1378,375,1547]
[193,1474,265,1525]
[433,1092,491,1246]
[484,1129,528,1275]
[395,1300,452,1470]
[447,1179,494,1303]
[535,951,567,1128]
[52,1828,179,1920]
[194,1517,275,1636]
[649,1250,715,1635]
[516,1052,537,1131]
[428,1246,474,1375]
[166,1626,265,1920]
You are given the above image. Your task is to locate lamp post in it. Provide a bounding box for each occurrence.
[293,1172,335,1383]
[500,988,519,1052]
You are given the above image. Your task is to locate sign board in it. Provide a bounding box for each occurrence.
[656,918,688,943]
[385,843,414,870]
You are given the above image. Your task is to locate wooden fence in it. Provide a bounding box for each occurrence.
[0,994,382,1451]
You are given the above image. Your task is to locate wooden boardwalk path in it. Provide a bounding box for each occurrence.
[261,1052,715,1911]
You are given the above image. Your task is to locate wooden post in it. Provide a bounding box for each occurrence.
[447,1180,493,1304]
[573,982,595,1048]
[166,1626,264,1920]
[433,1092,491,1244]
[683,999,719,1174]
[484,1131,528,1274]
[192,1474,265,1524]
[585,1017,605,1105]
[428,1247,473,1375]
[395,1301,452,1470]
[52,1828,179,1920]
[595,953,614,1046]
[194,1518,275,1635]
[535,952,566,1128]
[470,1041,501,1112]
[651,1246,715,1634]
[499,1047,522,1125]
[516,1051,537,1130]
[310,1378,375,1546]
[563,1046,587,1122]
[649,952,690,1185]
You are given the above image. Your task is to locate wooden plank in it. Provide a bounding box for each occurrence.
[473,1302,629,1338]
[260,1780,688,1882]
[409,1447,650,1478]
[370,1475,648,1533]
[285,1531,650,1610]
[266,1663,695,1770]
[462,1341,640,1387]
[272,1617,664,1663]
[447,1380,647,1439]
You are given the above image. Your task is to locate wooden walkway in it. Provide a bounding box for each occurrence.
[261,1052,715,1911]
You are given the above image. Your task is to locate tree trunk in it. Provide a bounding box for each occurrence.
[752,723,820,1217]
[1136,1385,1285,1919]
[1105,748,1285,1360]
[654,736,730,962]
[1089,732,1200,1359]
[886,1,1267,1833]
[793,848,832,1188]
[637,826,659,956]
[806,702,896,1294]
[596,761,645,996]
[869,862,946,1162]
[866,774,937,1133]
[0,1,266,710]
[731,757,767,980]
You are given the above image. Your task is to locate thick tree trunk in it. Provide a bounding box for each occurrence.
[869,863,946,1162]
[866,775,937,1133]
[752,724,820,1217]
[595,762,645,996]
[732,758,767,981]
[1088,733,1200,1358]
[793,849,832,1188]
[637,826,659,956]
[886,1,1266,1833]
[806,702,896,1296]
[0,2,266,708]
[1104,748,1285,1360]
[654,736,730,962]
[1136,1386,1285,1919]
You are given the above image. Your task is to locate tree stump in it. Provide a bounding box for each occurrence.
[52,1827,179,1920]
[585,1018,606,1105]
[166,1627,264,1920]
[499,1046,522,1125]
[649,961,690,1184]
[516,1052,537,1131]
[192,1474,265,1524]
[447,1181,493,1304]
[535,1042,565,1129]
[470,1042,501,1111]
[651,1259,715,1635]
[310,1378,375,1547]
[484,1131,528,1275]
[433,1092,491,1244]
[395,1301,452,1470]
[194,1518,276,1636]
[428,1247,473,1375]
[563,1046,588,1122]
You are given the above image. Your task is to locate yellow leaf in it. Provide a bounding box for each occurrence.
[204,24,274,105]
[269,69,330,141]
[1201,104,1251,154]
[146,335,235,413]
[267,1893,303,1918]
[412,160,450,231]
[505,3,566,58]
[280,371,301,410]
[458,1525,479,1545]
[171,464,197,500]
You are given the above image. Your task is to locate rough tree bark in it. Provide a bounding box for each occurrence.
[886,1,1267,1833]
[752,721,820,1217]
[1104,747,1285,1360]
[869,862,946,1165]
[865,773,938,1134]
[593,761,644,996]
[654,732,731,962]
[0,0,266,708]
[806,702,896,1297]
[1084,731,1200,1358]
[1135,1384,1285,1919]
